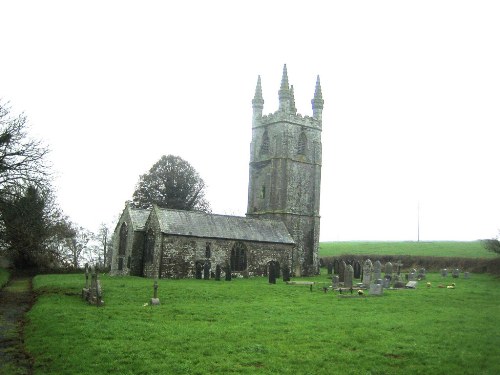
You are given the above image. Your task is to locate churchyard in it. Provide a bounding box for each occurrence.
[24,264,500,375]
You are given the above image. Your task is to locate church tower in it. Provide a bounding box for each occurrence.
[247,65,323,276]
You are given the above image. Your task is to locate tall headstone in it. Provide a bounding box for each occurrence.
[327,263,333,275]
[225,262,232,281]
[339,260,346,283]
[441,268,448,277]
[333,259,340,275]
[383,274,392,288]
[417,267,426,280]
[353,261,361,279]
[373,260,382,280]
[362,259,373,287]
[452,269,460,278]
[269,264,276,284]
[384,262,393,277]
[215,264,221,281]
[282,265,291,282]
[408,269,417,281]
[344,265,354,289]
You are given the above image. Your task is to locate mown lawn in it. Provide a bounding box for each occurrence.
[319,241,495,258]
[25,271,500,375]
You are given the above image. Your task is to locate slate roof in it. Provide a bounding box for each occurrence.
[128,207,151,231]
[154,207,294,245]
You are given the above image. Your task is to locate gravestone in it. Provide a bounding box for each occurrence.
[384,262,393,276]
[452,269,460,278]
[395,260,403,275]
[150,279,160,305]
[463,272,470,279]
[417,267,426,280]
[215,264,221,281]
[204,262,210,280]
[86,268,104,306]
[333,259,340,275]
[373,260,382,280]
[344,265,354,289]
[225,263,232,281]
[332,275,339,289]
[269,263,276,284]
[353,261,361,279]
[369,280,383,295]
[392,274,405,288]
[441,268,448,277]
[339,260,346,282]
[362,259,373,287]
[383,274,392,288]
[408,269,417,281]
[327,263,333,275]
[406,281,418,289]
[81,263,90,299]
[282,265,291,282]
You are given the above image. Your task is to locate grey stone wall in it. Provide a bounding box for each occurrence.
[157,235,292,279]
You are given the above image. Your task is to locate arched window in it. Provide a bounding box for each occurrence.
[118,223,128,256]
[144,228,155,263]
[260,130,270,155]
[297,131,307,155]
[230,242,247,271]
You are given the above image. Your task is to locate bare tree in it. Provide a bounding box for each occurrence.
[0,101,50,194]
[95,223,111,268]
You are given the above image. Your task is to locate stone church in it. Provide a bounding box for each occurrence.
[110,65,324,278]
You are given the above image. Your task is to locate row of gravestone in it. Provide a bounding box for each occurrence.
[441,268,470,278]
[330,259,426,290]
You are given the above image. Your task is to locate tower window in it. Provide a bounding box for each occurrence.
[261,185,266,199]
[297,131,307,155]
[260,130,270,155]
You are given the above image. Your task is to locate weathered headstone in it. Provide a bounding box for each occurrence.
[441,268,448,277]
[87,268,104,306]
[417,267,426,280]
[339,260,346,283]
[269,263,276,284]
[344,265,354,289]
[369,281,383,296]
[282,265,291,282]
[395,260,403,275]
[327,263,333,275]
[225,262,232,281]
[333,259,340,275]
[452,269,460,278]
[362,259,373,287]
[384,262,393,276]
[215,264,221,281]
[203,262,210,280]
[150,279,160,305]
[408,269,417,281]
[405,281,418,289]
[373,260,382,280]
[383,274,392,288]
[463,271,470,279]
[332,275,339,289]
[392,274,405,288]
[353,261,361,279]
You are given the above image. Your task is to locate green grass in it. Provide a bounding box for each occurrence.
[319,241,495,258]
[0,268,10,288]
[25,272,500,375]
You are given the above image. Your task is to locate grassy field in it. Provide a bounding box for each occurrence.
[319,241,495,258]
[25,271,500,375]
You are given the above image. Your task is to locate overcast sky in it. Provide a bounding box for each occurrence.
[1,1,499,241]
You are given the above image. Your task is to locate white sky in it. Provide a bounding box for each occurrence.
[1,1,499,241]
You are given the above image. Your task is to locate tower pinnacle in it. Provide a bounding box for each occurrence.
[311,75,324,120]
[279,64,291,112]
[252,75,264,121]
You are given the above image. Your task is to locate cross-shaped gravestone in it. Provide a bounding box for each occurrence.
[150,279,160,305]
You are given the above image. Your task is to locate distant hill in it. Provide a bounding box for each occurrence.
[319,241,495,258]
